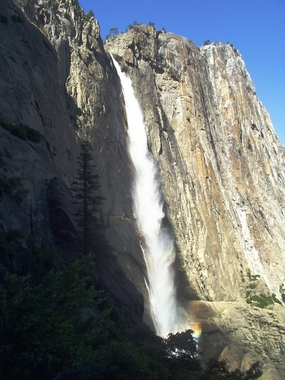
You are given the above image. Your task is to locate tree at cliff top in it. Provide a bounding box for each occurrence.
[72,141,109,257]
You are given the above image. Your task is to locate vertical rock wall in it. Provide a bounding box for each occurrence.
[1,0,151,325]
[106,27,285,378]
[106,26,285,303]
[2,2,285,376]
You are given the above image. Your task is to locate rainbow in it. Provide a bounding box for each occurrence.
[190,322,202,339]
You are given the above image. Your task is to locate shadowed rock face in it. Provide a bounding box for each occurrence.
[1,1,285,377]
[0,0,148,325]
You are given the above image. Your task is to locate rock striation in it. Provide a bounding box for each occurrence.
[106,27,285,303]
[1,1,285,377]
[106,26,285,378]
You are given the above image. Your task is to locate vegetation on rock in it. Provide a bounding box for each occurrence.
[0,174,29,204]
[0,14,8,24]
[0,230,262,379]
[0,119,42,143]
[0,153,29,205]
[10,14,24,23]
[84,9,94,20]
[280,284,285,302]
[243,270,282,308]
[71,141,111,257]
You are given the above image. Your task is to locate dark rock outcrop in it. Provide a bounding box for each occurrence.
[0,0,148,326]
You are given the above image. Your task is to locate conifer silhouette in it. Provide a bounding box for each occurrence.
[72,140,104,255]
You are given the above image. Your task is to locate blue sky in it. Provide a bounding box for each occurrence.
[79,0,285,145]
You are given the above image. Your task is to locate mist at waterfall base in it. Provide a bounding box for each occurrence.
[112,56,188,337]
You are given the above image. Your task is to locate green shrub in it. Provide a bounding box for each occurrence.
[0,14,8,24]
[246,270,260,281]
[272,293,282,305]
[0,256,99,379]
[25,126,42,142]
[0,231,58,281]
[250,274,261,281]
[10,14,24,23]
[85,9,94,19]
[13,188,29,204]
[0,230,25,270]
[109,27,118,36]
[245,271,281,308]
[1,176,29,204]
[249,283,257,289]
[6,176,22,189]
[0,119,42,142]
[247,294,275,308]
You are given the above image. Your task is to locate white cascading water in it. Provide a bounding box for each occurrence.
[112,56,187,337]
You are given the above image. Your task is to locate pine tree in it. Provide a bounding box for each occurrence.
[72,141,104,255]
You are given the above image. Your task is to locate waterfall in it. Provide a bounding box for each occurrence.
[112,56,187,337]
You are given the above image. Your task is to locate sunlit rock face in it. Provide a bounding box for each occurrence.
[106,26,285,302]
[106,26,285,377]
[188,300,285,380]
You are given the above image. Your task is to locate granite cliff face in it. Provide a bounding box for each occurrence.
[1,1,285,378]
[106,28,285,377]
[106,27,285,303]
[0,0,148,326]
